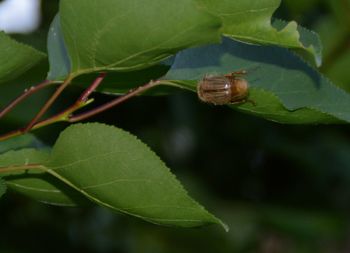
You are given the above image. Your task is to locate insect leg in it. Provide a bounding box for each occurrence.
[224,70,247,80]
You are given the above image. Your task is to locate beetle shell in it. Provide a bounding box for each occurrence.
[197,75,248,105]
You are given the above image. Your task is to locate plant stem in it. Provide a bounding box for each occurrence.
[78,72,107,102]
[0,98,92,142]
[0,76,160,141]
[69,80,160,122]
[0,164,46,174]
[0,80,57,120]
[23,75,74,133]
[0,73,107,141]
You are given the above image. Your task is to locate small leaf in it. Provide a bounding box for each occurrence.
[0,123,226,229]
[0,149,85,206]
[0,32,46,84]
[0,134,44,155]
[58,0,222,76]
[196,0,322,66]
[163,37,349,124]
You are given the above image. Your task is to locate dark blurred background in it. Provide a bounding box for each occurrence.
[0,0,350,252]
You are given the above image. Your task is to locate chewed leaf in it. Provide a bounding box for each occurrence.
[273,19,322,66]
[58,0,221,76]
[0,123,226,229]
[162,37,349,124]
[0,32,46,84]
[196,0,322,66]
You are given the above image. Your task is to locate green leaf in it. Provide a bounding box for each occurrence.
[0,149,85,206]
[196,0,322,66]
[273,19,322,67]
[46,13,173,85]
[0,135,74,205]
[162,37,349,124]
[0,123,225,229]
[58,0,221,77]
[47,15,71,81]
[0,133,43,154]
[0,177,6,198]
[0,32,46,84]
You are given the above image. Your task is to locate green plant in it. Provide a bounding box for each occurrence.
[0,0,349,231]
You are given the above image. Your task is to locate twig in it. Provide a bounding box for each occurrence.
[78,73,107,102]
[0,76,160,141]
[69,80,160,122]
[23,75,74,132]
[0,73,108,141]
[0,164,46,174]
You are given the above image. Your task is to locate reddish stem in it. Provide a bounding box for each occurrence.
[0,75,160,141]
[69,80,160,122]
[78,72,107,102]
[0,73,107,141]
[23,76,74,133]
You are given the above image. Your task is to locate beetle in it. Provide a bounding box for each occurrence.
[197,70,252,105]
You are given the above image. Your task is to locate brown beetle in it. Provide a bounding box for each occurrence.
[197,70,251,105]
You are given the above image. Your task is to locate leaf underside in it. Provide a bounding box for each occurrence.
[196,0,322,66]
[162,37,349,124]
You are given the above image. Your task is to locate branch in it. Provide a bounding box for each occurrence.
[0,76,160,141]
[23,75,74,132]
[0,164,46,174]
[69,80,160,122]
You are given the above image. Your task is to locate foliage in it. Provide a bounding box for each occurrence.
[0,123,225,228]
[0,32,46,83]
[0,0,349,244]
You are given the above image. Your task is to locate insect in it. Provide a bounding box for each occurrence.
[197,70,252,105]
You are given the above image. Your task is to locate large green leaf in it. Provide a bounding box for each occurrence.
[196,0,322,66]
[46,13,174,86]
[162,38,350,124]
[0,32,46,84]
[0,123,225,229]
[57,0,221,77]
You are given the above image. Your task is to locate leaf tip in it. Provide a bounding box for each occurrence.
[219,219,230,232]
